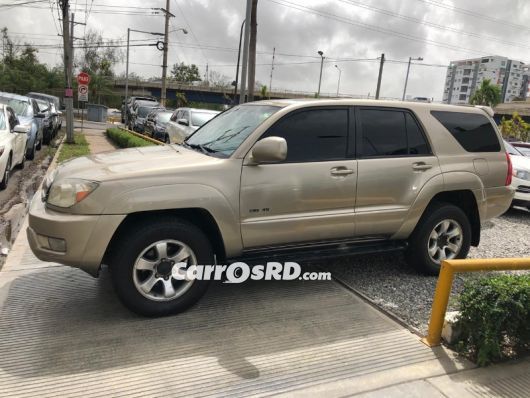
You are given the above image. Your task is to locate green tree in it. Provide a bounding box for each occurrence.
[260,85,268,99]
[171,63,201,83]
[469,79,502,107]
[500,112,530,142]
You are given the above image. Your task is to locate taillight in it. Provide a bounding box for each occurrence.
[505,152,513,186]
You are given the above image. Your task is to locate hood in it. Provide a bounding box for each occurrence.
[511,153,530,171]
[54,144,221,182]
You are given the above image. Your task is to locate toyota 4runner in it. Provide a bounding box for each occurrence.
[27,99,514,316]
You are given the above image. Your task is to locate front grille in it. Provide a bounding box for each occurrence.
[516,185,530,194]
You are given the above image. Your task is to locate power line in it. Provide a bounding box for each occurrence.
[0,0,48,8]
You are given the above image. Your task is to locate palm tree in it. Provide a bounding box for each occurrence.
[469,79,501,107]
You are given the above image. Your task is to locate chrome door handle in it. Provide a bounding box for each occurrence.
[330,167,354,176]
[412,162,432,171]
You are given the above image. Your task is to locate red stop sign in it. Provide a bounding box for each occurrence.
[77,72,90,85]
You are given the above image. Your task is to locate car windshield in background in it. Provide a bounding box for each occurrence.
[0,109,5,130]
[37,100,49,112]
[186,105,280,157]
[137,106,154,118]
[504,141,522,156]
[0,97,29,116]
[157,112,172,124]
[191,111,217,127]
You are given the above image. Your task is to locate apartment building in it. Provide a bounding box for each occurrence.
[442,56,527,104]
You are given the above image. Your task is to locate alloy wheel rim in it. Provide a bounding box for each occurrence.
[132,239,196,301]
[427,219,463,264]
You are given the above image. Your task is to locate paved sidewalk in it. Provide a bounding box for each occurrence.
[75,120,116,154]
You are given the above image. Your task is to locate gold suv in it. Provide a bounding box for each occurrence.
[27,99,514,316]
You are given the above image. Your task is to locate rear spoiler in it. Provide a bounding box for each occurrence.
[474,105,494,117]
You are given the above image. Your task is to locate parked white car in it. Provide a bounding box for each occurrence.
[166,108,220,144]
[505,141,530,210]
[0,104,28,189]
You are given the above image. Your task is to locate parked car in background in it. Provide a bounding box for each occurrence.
[28,99,513,316]
[0,92,43,159]
[132,104,160,133]
[27,92,62,132]
[122,96,157,124]
[0,104,28,189]
[145,110,173,142]
[167,108,220,144]
[504,141,530,210]
[49,102,62,134]
[36,99,55,144]
[511,142,530,157]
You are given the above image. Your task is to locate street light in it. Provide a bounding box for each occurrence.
[317,50,325,97]
[169,28,188,34]
[402,56,423,101]
[161,27,187,106]
[125,28,164,127]
[334,64,342,97]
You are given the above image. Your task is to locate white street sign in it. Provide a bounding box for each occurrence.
[78,84,88,102]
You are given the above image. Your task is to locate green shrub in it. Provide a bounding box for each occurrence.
[455,274,530,366]
[105,128,154,148]
[57,133,90,162]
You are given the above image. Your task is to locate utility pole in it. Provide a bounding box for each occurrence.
[125,28,130,127]
[160,0,174,106]
[317,50,324,97]
[60,1,74,143]
[269,47,275,99]
[375,53,385,100]
[233,19,245,103]
[239,0,252,104]
[402,56,423,101]
[205,63,209,85]
[334,64,341,97]
[247,0,258,102]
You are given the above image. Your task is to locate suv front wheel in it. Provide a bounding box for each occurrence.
[406,203,471,275]
[109,217,213,316]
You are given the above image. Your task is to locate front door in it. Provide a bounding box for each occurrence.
[354,107,441,237]
[240,107,357,249]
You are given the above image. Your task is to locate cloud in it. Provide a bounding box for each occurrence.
[2,0,529,100]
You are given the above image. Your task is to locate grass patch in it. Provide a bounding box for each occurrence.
[106,127,154,148]
[57,133,90,162]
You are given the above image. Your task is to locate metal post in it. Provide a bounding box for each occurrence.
[317,50,324,97]
[239,0,252,104]
[269,47,275,99]
[335,64,341,97]
[402,57,412,101]
[233,19,245,103]
[65,11,74,142]
[160,0,171,106]
[125,28,130,127]
[375,53,385,100]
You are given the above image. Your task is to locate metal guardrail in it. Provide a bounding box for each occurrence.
[422,258,530,347]
[116,126,165,146]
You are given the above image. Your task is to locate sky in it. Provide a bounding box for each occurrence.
[1,0,530,101]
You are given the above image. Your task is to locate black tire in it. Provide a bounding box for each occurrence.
[36,138,42,150]
[109,217,213,317]
[406,203,471,275]
[0,155,11,190]
[27,139,36,160]
[164,134,170,144]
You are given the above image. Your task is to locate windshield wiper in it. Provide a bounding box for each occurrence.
[182,142,218,154]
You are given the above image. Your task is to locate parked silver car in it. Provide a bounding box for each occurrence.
[166,108,219,144]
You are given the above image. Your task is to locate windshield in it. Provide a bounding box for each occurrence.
[515,146,530,156]
[157,112,172,124]
[186,105,280,157]
[137,106,155,118]
[191,111,217,127]
[0,97,29,117]
[37,100,49,112]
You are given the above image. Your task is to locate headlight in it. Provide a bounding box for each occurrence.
[47,179,99,208]
[513,169,530,181]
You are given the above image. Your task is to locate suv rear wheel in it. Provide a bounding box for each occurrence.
[109,217,212,316]
[406,203,471,275]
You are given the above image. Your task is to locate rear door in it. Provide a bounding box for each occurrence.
[240,107,357,248]
[354,107,441,237]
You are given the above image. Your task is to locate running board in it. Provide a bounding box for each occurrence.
[231,240,408,264]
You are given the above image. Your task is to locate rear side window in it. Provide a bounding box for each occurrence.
[431,111,500,152]
[264,108,348,162]
[359,108,430,157]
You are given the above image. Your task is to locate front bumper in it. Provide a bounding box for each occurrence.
[27,191,125,277]
[513,177,530,207]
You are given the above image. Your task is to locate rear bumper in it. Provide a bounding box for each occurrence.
[27,191,125,276]
[481,185,514,220]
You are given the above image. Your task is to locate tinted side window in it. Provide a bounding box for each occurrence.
[405,113,430,155]
[360,109,407,157]
[170,110,178,122]
[431,111,500,152]
[8,109,18,129]
[264,109,348,162]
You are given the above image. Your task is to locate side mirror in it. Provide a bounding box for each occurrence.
[57,111,63,116]
[35,113,45,118]
[13,125,28,134]
[51,112,58,117]
[177,118,189,126]
[249,136,287,164]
